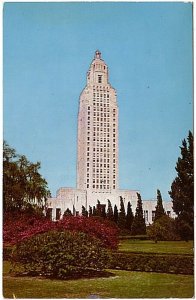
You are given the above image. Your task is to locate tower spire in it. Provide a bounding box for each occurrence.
[95,50,101,59]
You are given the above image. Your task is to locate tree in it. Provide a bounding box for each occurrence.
[101,205,106,219]
[63,208,73,217]
[82,205,88,217]
[92,206,97,216]
[3,141,50,214]
[131,193,146,235]
[113,205,118,224]
[96,200,102,217]
[169,131,194,239]
[89,206,93,217]
[106,200,114,221]
[154,189,165,222]
[118,196,126,229]
[125,201,134,231]
[147,215,179,242]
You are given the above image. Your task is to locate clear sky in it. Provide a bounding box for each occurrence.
[4,2,193,200]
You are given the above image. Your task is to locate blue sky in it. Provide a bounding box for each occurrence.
[4,2,193,200]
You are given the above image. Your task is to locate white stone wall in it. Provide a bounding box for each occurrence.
[47,190,175,225]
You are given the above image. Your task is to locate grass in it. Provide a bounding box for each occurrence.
[118,239,194,255]
[3,240,194,298]
[3,261,194,298]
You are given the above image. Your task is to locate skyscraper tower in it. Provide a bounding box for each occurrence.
[77,50,118,192]
[47,50,174,223]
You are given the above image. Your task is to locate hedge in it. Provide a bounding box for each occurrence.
[108,252,193,275]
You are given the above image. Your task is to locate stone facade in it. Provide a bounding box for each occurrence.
[47,51,175,224]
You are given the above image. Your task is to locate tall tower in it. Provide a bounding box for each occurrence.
[48,50,174,223]
[77,50,119,193]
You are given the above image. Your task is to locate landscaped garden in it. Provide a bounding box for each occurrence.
[3,260,194,299]
[3,134,194,298]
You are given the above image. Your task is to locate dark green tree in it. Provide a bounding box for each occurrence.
[125,201,134,231]
[117,196,126,229]
[131,193,146,235]
[169,131,194,240]
[82,205,88,217]
[92,206,97,216]
[154,189,165,222]
[113,204,118,224]
[89,206,93,217]
[3,141,50,214]
[63,208,73,217]
[106,199,114,221]
[101,205,106,219]
[96,200,102,217]
[147,215,179,242]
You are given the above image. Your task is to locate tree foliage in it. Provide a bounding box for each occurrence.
[125,201,134,231]
[11,230,110,279]
[4,214,119,249]
[113,205,118,224]
[169,131,194,239]
[147,215,180,242]
[3,141,50,214]
[154,189,165,222]
[117,196,126,229]
[106,200,114,222]
[131,193,146,235]
[82,205,88,217]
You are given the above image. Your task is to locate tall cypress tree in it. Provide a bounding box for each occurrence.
[96,200,102,217]
[131,193,146,235]
[114,204,118,224]
[154,189,165,222]
[169,131,194,239]
[106,199,114,221]
[89,206,93,217]
[101,205,106,218]
[92,206,97,216]
[82,205,88,217]
[118,196,126,229]
[125,201,134,231]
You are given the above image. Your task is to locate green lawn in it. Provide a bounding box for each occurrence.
[118,239,194,255]
[3,261,194,298]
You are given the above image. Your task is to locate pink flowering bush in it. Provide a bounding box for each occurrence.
[3,213,119,249]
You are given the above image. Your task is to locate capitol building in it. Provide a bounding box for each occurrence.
[47,50,175,224]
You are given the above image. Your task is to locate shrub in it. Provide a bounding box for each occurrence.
[57,216,119,249]
[147,215,180,242]
[108,252,193,275]
[11,230,110,279]
[4,213,119,249]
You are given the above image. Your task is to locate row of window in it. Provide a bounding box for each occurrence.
[93,102,110,108]
[93,85,109,92]
[93,93,109,98]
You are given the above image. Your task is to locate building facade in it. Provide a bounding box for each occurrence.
[47,51,175,223]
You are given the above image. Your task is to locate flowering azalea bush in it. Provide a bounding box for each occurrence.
[11,230,111,279]
[3,213,119,249]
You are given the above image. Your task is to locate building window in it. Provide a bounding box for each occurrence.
[98,75,102,83]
